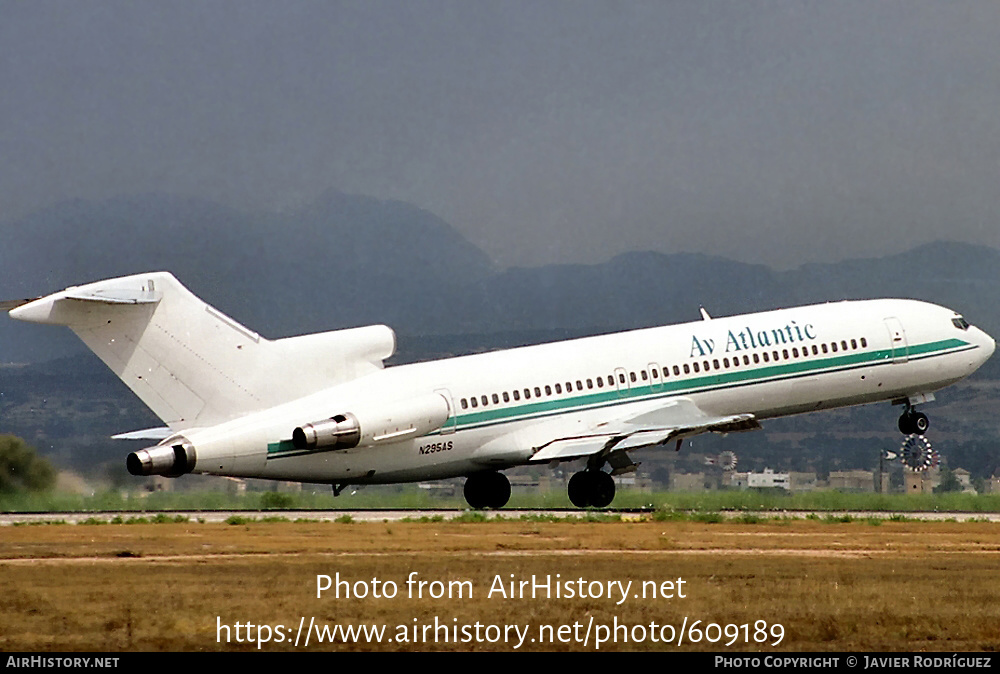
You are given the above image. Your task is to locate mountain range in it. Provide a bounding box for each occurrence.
[3,192,999,365]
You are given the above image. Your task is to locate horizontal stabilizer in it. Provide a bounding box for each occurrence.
[66,288,161,304]
[111,427,174,441]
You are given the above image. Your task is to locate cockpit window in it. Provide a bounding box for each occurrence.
[952,317,970,330]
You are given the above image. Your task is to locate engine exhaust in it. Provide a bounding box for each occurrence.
[127,441,196,477]
[292,413,361,451]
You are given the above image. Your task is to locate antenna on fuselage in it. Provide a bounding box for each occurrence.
[699,306,711,321]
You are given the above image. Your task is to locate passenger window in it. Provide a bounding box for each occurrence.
[534,387,541,397]
[831,342,838,352]
[607,375,614,386]
[762,352,770,363]
[544,385,551,395]
[812,345,819,355]
[503,392,510,403]
[596,378,604,388]
[619,373,626,384]
[586,379,593,389]
[693,362,700,373]
[524,389,531,400]
[577,380,583,390]
[555,383,562,394]
[663,367,670,378]
[683,364,690,374]
[492,393,499,404]
[482,395,489,406]
[471,397,478,408]
[861,337,867,348]
[630,372,637,382]
[461,398,468,410]
[753,353,760,364]
[513,390,520,401]
[673,365,680,375]
[782,349,789,359]
[851,339,857,349]
[821,344,828,354]
[713,359,720,369]
[641,370,648,381]
[743,355,750,365]
[792,347,799,357]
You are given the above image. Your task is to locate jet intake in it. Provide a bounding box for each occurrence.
[292,393,451,451]
[292,413,362,451]
[127,440,196,477]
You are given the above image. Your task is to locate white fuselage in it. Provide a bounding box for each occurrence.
[182,298,994,485]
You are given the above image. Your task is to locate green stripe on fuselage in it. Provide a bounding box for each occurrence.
[267,439,296,454]
[451,338,971,431]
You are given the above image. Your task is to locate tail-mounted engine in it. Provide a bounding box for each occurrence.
[127,439,196,477]
[292,413,361,450]
[291,393,451,451]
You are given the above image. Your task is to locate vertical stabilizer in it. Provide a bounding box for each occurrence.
[9,272,395,429]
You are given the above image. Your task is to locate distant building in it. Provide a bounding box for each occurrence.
[671,472,709,492]
[953,468,974,493]
[788,471,818,493]
[904,467,940,494]
[828,470,877,492]
[730,468,790,490]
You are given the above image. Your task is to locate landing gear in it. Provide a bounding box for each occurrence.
[463,471,511,509]
[898,410,929,435]
[567,470,616,508]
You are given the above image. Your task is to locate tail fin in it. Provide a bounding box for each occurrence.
[9,272,395,429]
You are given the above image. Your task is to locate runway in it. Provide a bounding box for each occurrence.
[3,508,1000,525]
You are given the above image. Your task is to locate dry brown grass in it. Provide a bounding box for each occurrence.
[2,519,999,651]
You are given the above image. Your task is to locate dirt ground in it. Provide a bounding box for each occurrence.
[2,518,999,651]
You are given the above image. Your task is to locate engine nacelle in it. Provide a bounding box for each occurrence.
[292,413,361,451]
[292,393,451,451]
[127,440,196,477]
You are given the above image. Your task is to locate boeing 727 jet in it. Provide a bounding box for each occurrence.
[6,272,995,508]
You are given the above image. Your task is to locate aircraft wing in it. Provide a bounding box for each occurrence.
[528,396,760,463]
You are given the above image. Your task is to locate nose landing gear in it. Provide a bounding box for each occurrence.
[898,409,929,435]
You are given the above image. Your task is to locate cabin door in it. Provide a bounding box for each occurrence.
[884,318,909,364]
[434,388,457,434]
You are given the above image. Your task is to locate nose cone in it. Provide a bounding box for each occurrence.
[979,327,996,363]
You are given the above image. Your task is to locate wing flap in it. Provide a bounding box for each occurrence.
[529,396,760,463]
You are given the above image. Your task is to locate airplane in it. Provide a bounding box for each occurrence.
[5,271,995,508]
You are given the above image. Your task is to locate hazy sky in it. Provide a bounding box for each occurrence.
[2,1,999,268]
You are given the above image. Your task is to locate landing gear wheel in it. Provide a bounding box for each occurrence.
[590,471,616,508]
[567,470,616,508]
[568,471,594,508]
[464,474,488,509]
[898,413,913,435]
[898,411,929,436]
[463,472,511,509]
[486,472,511,509]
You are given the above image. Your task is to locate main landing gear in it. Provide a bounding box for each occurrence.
[898,408,929,435]
[567,469,616,509]
[463,471,511,509]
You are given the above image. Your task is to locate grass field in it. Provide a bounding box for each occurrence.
[8,486,1000,513]
[2,517,999,652]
